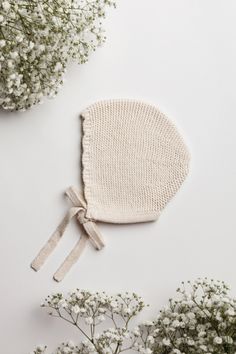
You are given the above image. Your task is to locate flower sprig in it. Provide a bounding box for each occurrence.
[136,278,236,354]
[0,0,115,111]
[40,289,147,354]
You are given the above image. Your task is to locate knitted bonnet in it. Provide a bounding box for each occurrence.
[32,100,190,281]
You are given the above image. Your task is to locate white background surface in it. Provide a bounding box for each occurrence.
[1,1,236,353]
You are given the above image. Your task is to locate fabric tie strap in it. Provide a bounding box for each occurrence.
[31,186,105,282]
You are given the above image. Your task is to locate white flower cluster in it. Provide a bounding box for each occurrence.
[32,279,236,354]
[138,278,236,354]
[39,289,146,354]
[0,0,115,111]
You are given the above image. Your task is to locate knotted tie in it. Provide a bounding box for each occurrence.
[31,186,105,281]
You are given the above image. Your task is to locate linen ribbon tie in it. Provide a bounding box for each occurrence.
[31,186,105,282]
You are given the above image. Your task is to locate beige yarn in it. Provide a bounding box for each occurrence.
[31,99,190,281]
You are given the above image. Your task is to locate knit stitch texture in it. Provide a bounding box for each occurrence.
[81,99,190,223]
[31,99,190,281]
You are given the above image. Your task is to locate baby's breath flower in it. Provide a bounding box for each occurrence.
[0,0,115,111]
[2,1,10,11]
[32,280,236,354]
[72,305,80,314]
[213,336,223,344]
[39,288,146,354]
[0,39,6,47]
[136,278,236,354]
[85,317,93,325]
[162,338,171,346]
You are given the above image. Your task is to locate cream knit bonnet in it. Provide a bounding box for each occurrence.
[32,99,190,281]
